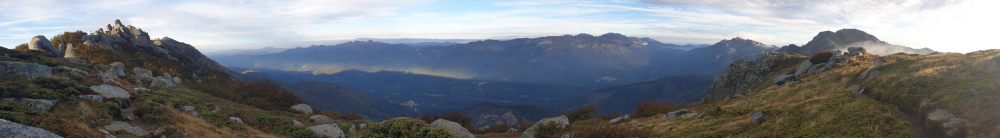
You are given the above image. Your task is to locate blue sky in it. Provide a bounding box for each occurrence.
[1,0,998,52]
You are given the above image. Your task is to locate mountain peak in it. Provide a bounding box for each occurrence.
[598,32,627,39]
[791,28,932,55]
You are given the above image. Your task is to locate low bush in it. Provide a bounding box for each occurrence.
[534,122,569,138]
[632,102,674,118]
[572,125,651,138]
[563,105,597,122]
[357,118,457,138]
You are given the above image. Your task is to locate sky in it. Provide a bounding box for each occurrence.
[1,0,998,53]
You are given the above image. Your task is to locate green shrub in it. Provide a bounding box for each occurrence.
[357,118,456,138]
[271,126,318,138]
[134,102,166,125]
[534,122,569,138]
[199,113,237,128]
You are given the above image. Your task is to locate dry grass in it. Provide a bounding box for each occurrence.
[865,51,1000,137]
[613,55,911,137]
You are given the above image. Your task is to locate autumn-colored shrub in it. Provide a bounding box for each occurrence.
[563,105,597,122]
[632,102,674,118]
[50,31,86,51]
[810,51,833,64]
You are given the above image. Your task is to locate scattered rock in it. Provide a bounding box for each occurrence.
[0,61,52,80]
[229,117,243,124]
[680,112,698,119]
[291,104,313,114]
[310,115,334,125]
[752,112,766,124]
[77,95,104,102]
[210,104,221,113]
[172,77,182,84]
[89,84,132,99]
[180,105,198,116]
[522,115,569,138]
[27,35,61,56]
[608,115,629,124]
[131,67,153,78]
[103,121,149,136]
[107,62,126,78]
[667,109,691,119]
[307,124,345,138]
[0,119,63,138]
[0,98,57,113]
[474,111,519,129]
[150,76,176,89]
[942,118,968,136]
[430,119,475,138]
[292,120,305,127]
[773,74,794,86]
[53,66,87,78]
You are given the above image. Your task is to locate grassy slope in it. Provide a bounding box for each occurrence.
[617,54,912,137]
[865,51,1000,137]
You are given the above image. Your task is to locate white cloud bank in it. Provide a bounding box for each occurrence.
[1,0,997,53]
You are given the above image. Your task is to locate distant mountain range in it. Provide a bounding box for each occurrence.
[211,29,935,122]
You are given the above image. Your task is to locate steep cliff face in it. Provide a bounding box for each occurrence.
[702,52,807,102]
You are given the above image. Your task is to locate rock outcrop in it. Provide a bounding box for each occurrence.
[307,124,345,138]
[522,115,570,138]
[0,119,63,138]
[430,119,475,138]
[89,84,132,99]
[703,53,808,102]
[0,61,52,80]
[27,35,61,56]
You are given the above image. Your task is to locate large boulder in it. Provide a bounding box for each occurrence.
[0,61,52,80]
[27,35,61,56]
[307,124,345,138]
[103,121,149,136]
[430,119,475,138]
[89,84,132,99]
[290,104,313,114]
[0,119,63,138]
[0,98,57,113]
[522,115,570,138]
